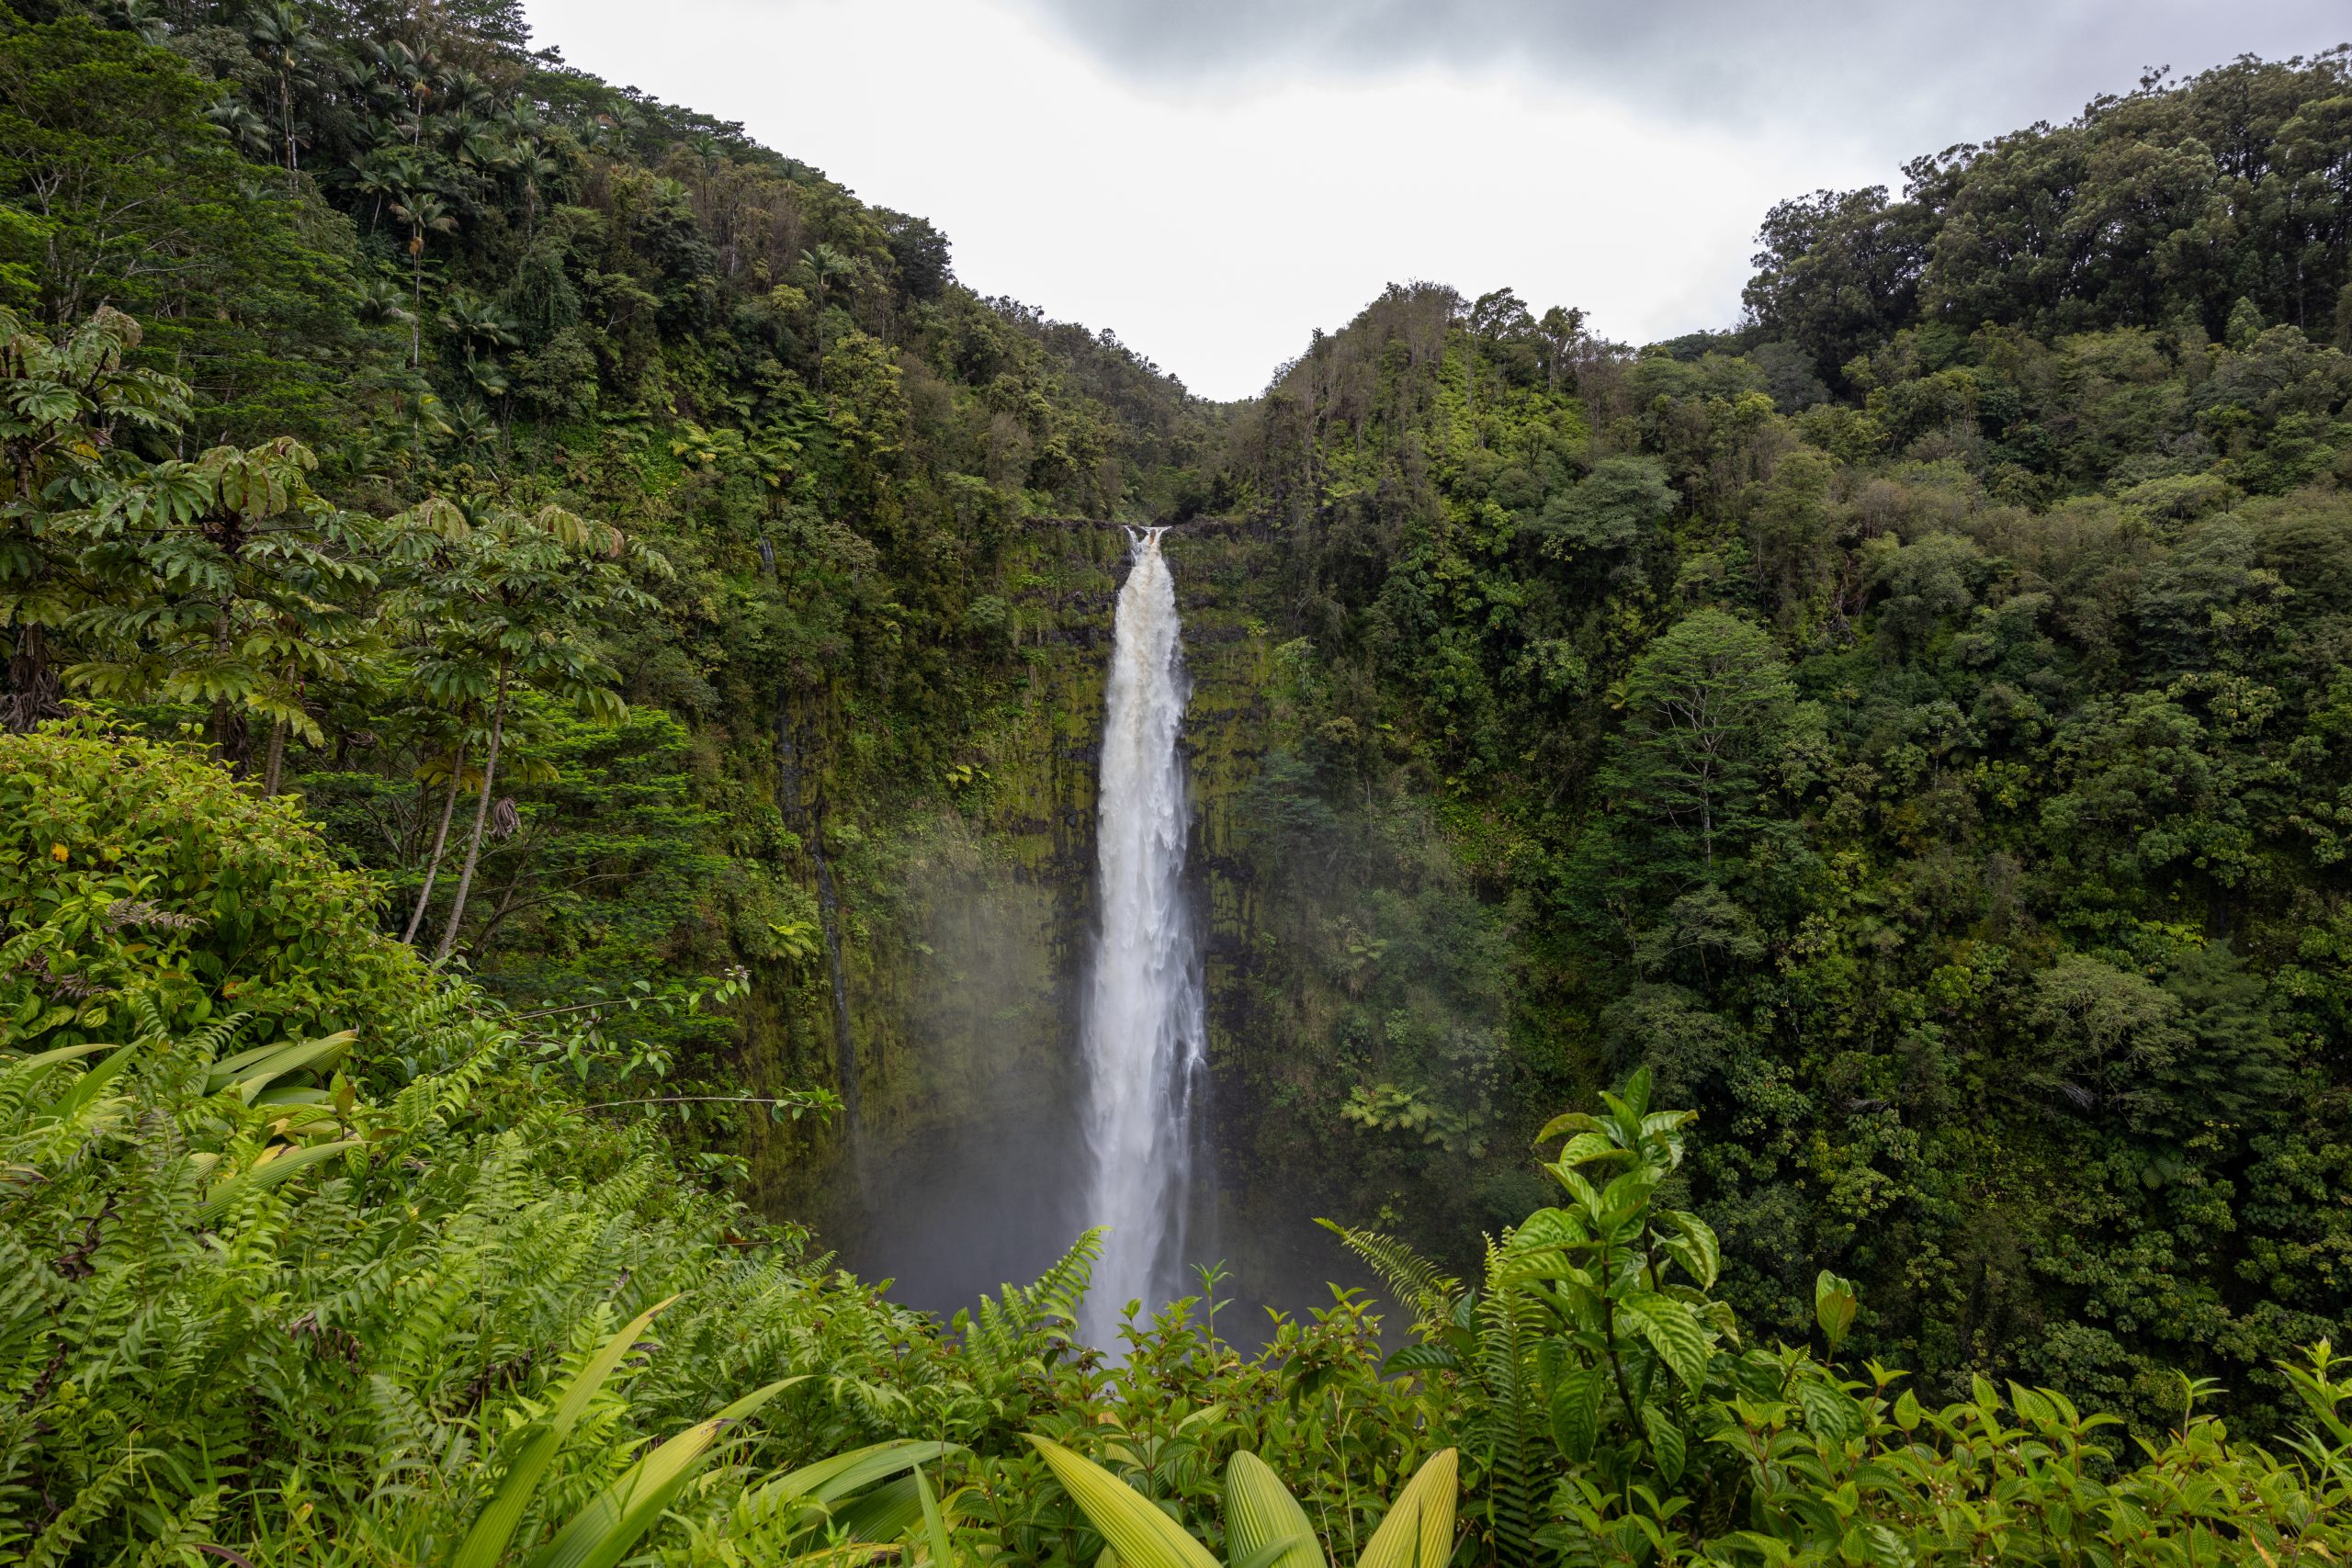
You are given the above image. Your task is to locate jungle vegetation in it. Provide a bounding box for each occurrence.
[3,0,2351,1560]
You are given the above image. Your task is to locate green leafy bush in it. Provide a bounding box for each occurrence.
[1,716,420,1047]
[1334,1069,2352,1565]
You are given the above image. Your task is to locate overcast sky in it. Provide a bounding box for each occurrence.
[524,0,2344,400]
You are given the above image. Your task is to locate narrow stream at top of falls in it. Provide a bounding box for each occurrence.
[1078,525,1208,1348]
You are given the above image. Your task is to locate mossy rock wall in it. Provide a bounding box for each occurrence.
[736,519,1363,1320]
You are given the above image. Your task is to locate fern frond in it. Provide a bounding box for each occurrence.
[1317,1220,1463,1326]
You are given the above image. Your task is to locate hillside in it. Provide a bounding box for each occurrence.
[2,3,2350,1561]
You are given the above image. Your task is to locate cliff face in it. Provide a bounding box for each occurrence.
[737,519,1361,1321]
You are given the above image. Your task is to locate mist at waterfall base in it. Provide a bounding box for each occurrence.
[830,826,1094,1322]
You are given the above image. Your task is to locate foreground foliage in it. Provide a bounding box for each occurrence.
[1331,1071,2352,1564]
[5,726,2349,1565]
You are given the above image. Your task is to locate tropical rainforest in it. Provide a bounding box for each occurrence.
[2,0,2350,1560]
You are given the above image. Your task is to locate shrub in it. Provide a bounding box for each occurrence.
[1,717,418,1048]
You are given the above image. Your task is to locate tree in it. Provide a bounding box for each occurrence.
[1536,303,1585,392]
[884,212,953,300]
[0,306,187,731]
[0,14,372,437]
[390,190,458,367]
[395,501,663,963]
[244,2,323,197]
[1741,185,1928,382]
[1525,456,1677,563]
[66,436,381,791]
[802,243,854,387]
[1600,610,1795,874]
[508,141,564,241]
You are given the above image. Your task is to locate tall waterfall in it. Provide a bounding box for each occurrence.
[1079,526,1207,1348]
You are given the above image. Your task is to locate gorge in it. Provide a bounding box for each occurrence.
[6,6,2352,1558]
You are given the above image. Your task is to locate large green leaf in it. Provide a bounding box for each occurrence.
[1024,1436,1218,1568]
[523,1375,797,1568]
[1533,1111,1608,1145]
[1356,1448,1457,1568]
[30,1042,133,1122]
[1640,1405,1688,1483]
[1796,1374,1860,1444]
[206,1030,356,1101]
[1658,1211,1721,1291]
[453,1296,680,1568]
[912,1462,956,1567]
[1618,1291,1714,1393]
[746,1438,963,1514]
[194,1137,358,1223]
[1380,1343,1460,1378]
[1224,1450,1325,1568]
[1550,1362,1605,1461]
[1554,1131,1634,1171]
[6,1041,118,1074]
[831,1474,925,1545]
[1814,1269,1859,1351]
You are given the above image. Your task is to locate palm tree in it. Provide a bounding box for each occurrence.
[353,274,413,331]
[348,147,422,228]
[245,3,322,196]
[388,190,457,367]
[439,68,495,117]
[205,98,275,162]
[509,142,562,239]
[438,289,520,355]
[107,0,169,44]
[801,243,854,388]
[450,120,503,172]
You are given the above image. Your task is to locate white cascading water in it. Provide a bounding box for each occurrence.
[1078,526,1207,1348]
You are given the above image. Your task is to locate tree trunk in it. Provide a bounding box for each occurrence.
[212,599,233,762]
[262,718,286,796]
[435,666,508,964]
[3,624,63,733]
[282,73,297,196]
[403,739,468,943]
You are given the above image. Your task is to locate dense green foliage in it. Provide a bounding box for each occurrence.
[1226,46,2352,1436]
[3,0,2351,1560]
[0,723,1430,1562]
[0,727,2342,1566]
[0,0,1222,1145]
[4,727,2348,1565]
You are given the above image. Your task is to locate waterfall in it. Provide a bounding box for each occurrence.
[1079,526,1207,1348]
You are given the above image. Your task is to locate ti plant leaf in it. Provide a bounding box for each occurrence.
[453,1295,680,1568]
[195,1137,360,1223]
[1224,1450,1325,1568]
[1024,1436,1219,1568]
[1357,1448,1459,1568]
[520,1374,800,1568]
